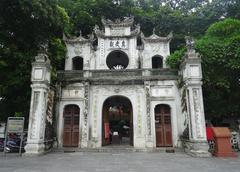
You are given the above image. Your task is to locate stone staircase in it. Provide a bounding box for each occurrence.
[54,146,182,153]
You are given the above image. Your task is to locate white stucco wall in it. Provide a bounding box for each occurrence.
[64,43,92,70]
[141,41,170,69]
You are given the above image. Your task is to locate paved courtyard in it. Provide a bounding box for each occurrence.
[0,151,240,172]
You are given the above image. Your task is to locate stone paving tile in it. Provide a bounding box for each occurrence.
[0,152,240,172]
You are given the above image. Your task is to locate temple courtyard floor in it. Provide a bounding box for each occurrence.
[0,151,240,172]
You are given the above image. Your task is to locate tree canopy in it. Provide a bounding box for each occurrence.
[196,19,240,119]
[0,0,69,121]
[167,18,240,119]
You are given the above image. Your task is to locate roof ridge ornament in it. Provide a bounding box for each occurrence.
[101,16,134,27]
[63,30,92,44]
[152,28,157,35]
[185,36,195,51]
[185,36,200,59]
[35,42,49,63]
[142,30,173,42]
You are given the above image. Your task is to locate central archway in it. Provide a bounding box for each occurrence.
[102,96,133,146]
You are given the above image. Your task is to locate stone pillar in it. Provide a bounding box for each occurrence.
[25,51,51,155]
[81,82,89,147]
[180,37,210,157]
[144,81,153,147]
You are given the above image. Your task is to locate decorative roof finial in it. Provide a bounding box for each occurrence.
[185,36,195,51]
[153,28,156,35]
[36,42,48,62]
[94,25,99,32]
[39,42,48,54]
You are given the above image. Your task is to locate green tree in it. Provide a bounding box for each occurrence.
[167,19,240,118]
[0,0,69,121]
[196,18,240,118]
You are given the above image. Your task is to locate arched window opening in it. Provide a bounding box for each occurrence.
[106,51,129,70]
[72,56,83,70]
[152,56,163,69]
[137,36,143,46]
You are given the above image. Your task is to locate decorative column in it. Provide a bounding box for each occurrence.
[81,81,89,147]
[180,37,210,157]
[144,81,153,147]
[25,50,51,155]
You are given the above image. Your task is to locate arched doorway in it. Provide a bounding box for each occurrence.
[72,56,83,70]
[102,96,133,146]
[106,50,129,70]
[63,105,80,147]
[152,55,163,69]
[155,104,172,147]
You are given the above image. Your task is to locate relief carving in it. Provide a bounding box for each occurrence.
[137,93,142,135]
[74,44,83,55]
[83,82,89,141]
[145,82,152,137]
[92,95,98,137]
[193,88,204,138]
[30,91,40,139]
[40,92,47,139]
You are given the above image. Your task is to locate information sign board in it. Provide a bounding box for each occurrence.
[4,117,25,156]
[7,117,24,133]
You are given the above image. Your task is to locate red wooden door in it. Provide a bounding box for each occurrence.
[155,105,172,147]
[63,105,80,147]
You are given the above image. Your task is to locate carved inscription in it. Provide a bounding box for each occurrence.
[100,39,105,65]
[92,92,98,138]
[193,88,204,138]
[40,92,47,139]
[145,82,152,138]
[137,92,142,135]
[30,91,40,139]
[108,39,128,49]
[83,82,89,142]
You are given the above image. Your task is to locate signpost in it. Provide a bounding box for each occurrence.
[4,117,25,156]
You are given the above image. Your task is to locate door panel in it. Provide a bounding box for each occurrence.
[155,105,172,147]
[63,105,80,147]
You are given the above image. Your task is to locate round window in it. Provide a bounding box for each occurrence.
[106,51,129,70]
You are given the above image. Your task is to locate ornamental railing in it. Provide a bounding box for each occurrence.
[57,68,178,82]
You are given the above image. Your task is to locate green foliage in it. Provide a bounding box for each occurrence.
[206,18,240,39]
[0,0,68,121]
[14,112,23,117]
[166,18,240,118]
[166,48,186,69]
[196,18,240,117]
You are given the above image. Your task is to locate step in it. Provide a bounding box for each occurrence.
[53,147,183,153]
